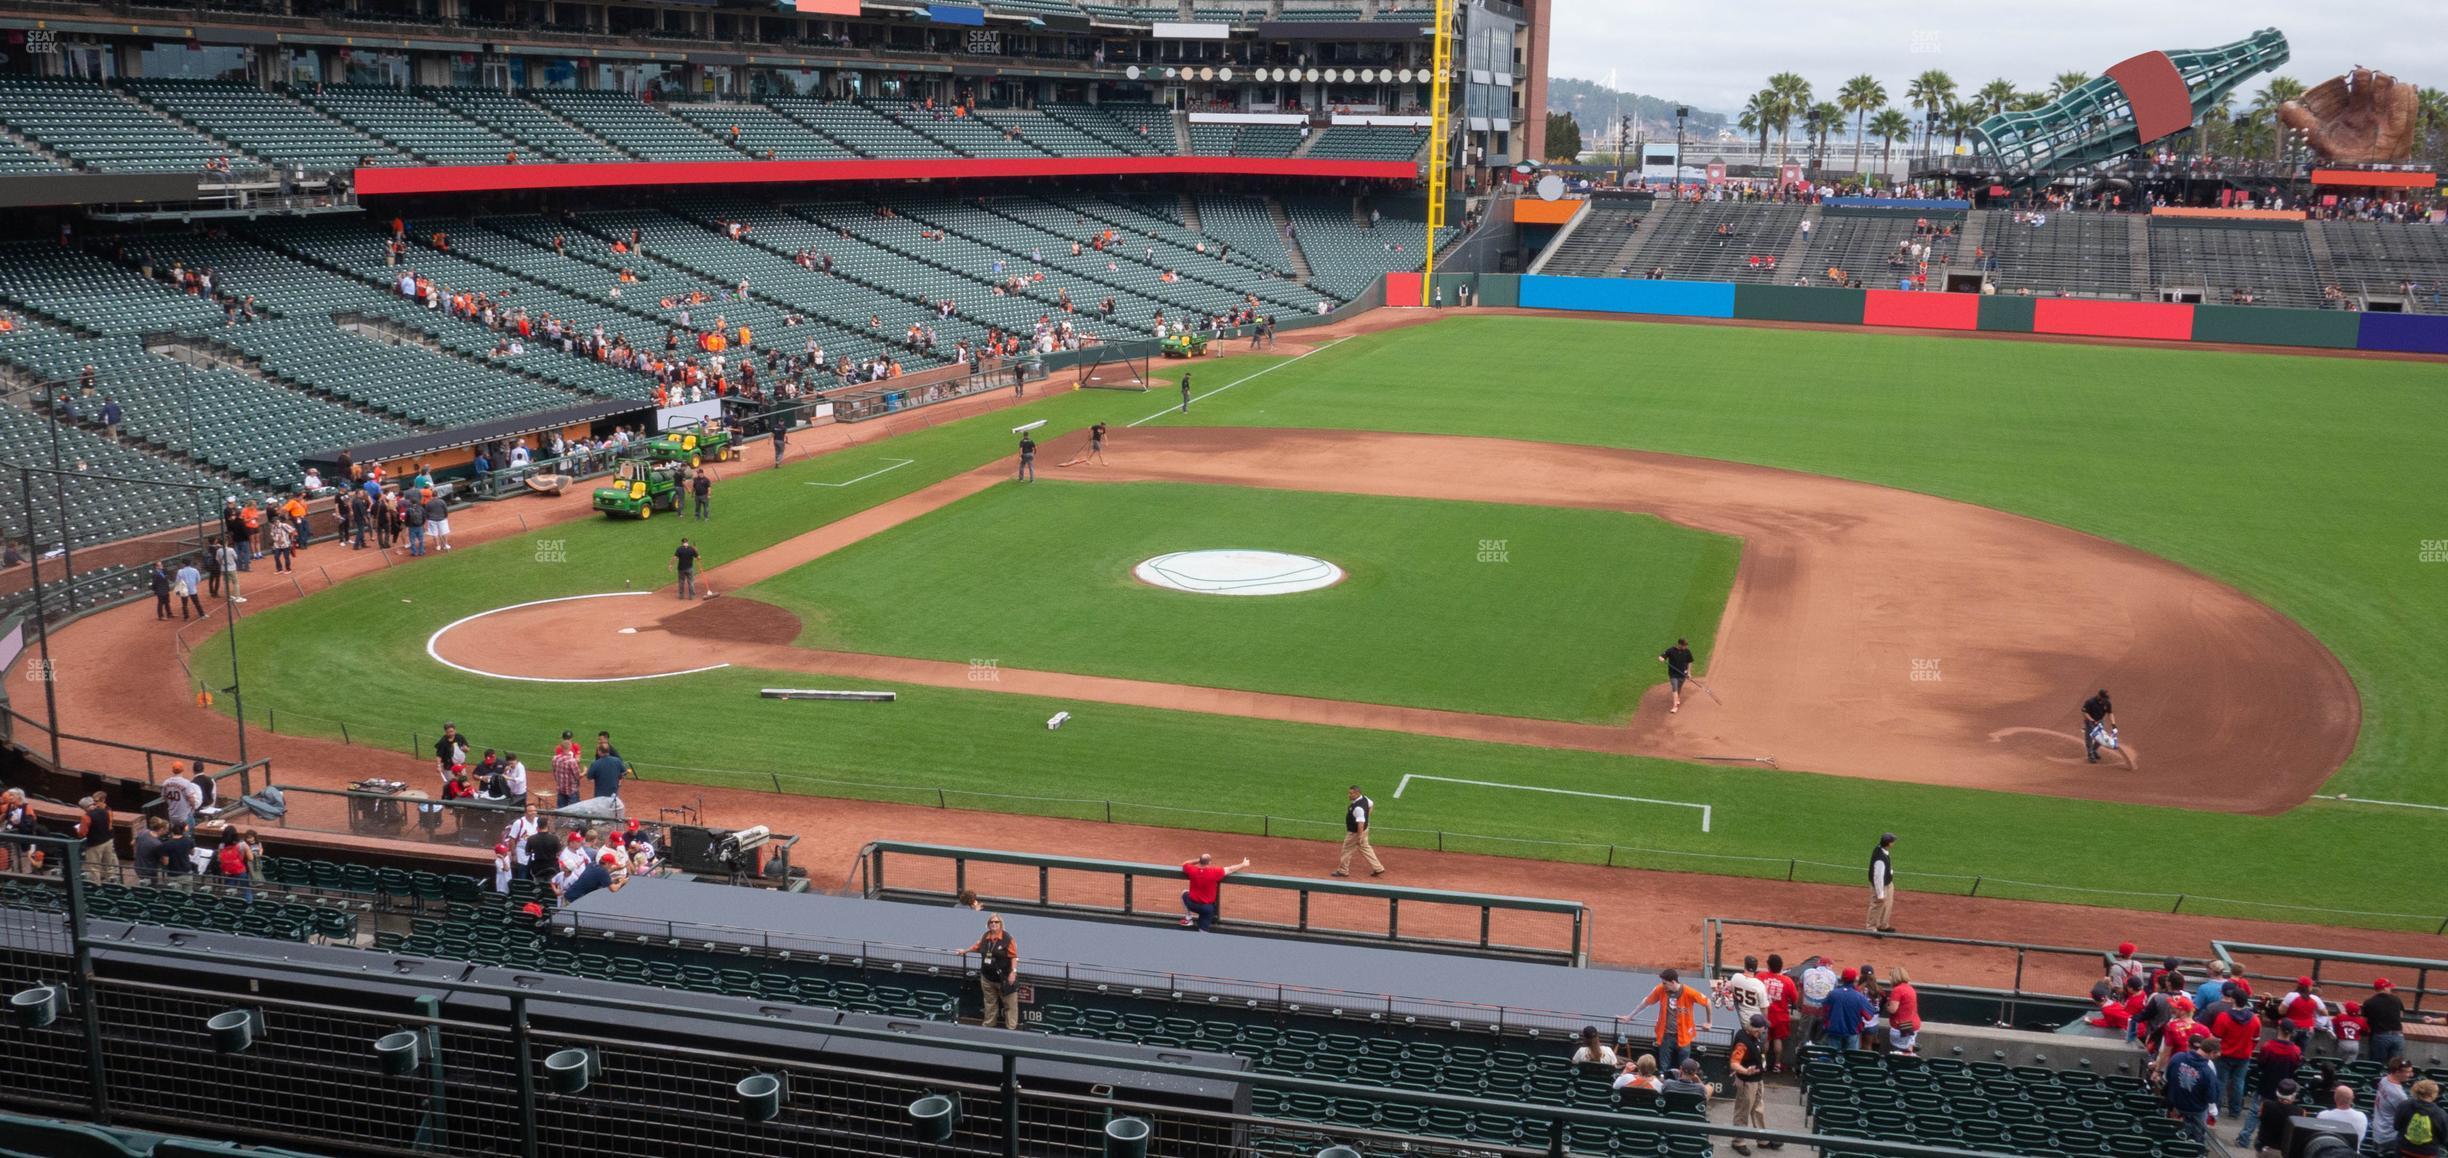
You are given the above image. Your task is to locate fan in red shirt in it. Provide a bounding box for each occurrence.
[1756,954,1799,1073]
[2278,976,2324,1034]
[1178,852,1250,932]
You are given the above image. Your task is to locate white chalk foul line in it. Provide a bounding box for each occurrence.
[1393,774,1713,833]
[804,458,916,488]
[2328,795,2448,814]
[1127,337,1351,428]
[426,592,733,684]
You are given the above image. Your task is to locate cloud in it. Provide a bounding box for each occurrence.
[1549,3,2448,116]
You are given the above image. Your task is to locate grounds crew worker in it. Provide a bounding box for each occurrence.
[2081,688,2117,763]
[965,915,1021,1029]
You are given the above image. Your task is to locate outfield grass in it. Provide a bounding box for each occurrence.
[199,317,2448,930]
[749,480,1737,722]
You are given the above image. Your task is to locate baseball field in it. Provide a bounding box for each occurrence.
[202,313,2448,930]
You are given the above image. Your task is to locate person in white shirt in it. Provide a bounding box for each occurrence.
[1570,1026,1620,1067]
[2317,1083,2370,1147]
[1724,957,1770,1024]
[1799,957,1838,1040]
[503,803,542,871]
[491,843,516,894]
[501,754,528,805]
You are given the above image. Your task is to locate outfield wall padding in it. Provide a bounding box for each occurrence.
[1863,289,1981,331]
[1518,276,1736,319]
[2190,305,2361,350]
[1976,296,2037,333]
[1430,273,1518,308]
[2354,313,2448,355]
[1383,272,1425,307]
[1459,274,2448,359]
[1732,284,1865,325]
[2032,299,2195,341]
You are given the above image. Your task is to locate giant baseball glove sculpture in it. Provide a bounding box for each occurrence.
[2278,68,2420,163]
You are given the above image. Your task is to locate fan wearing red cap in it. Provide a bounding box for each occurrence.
[491,842,515,895]
[2280,977,2324,1035]
[2108,943,2145,994]
[2363,979,2409,1068]
[556,847,627,906]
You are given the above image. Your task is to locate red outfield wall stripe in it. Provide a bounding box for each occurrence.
[1383,272,1424,306]
[353,155,1419,196]
[1862,289,1979,331]
[2031,298,2195,341]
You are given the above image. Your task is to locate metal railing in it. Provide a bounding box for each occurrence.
[0,833,2015,1158]
[856,840,1589,966]
[2211,941,2447,1015]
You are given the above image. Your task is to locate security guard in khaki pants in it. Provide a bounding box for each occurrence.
[1335,785,1386,878]
[966,915,1021,1029]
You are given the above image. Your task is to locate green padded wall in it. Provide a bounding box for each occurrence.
[1975,295,2037,333]
[2189,304,2361,349]
[1734,284,1867,325]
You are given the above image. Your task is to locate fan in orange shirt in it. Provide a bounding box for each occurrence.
[1632,968,1715,1073]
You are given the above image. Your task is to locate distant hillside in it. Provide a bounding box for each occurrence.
[1546,77,1726,141]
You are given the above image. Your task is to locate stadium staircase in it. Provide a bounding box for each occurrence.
[1264,198,1315,282]
[0,122,70,172]
[2127,216,2154,293]
[1171,108,1193,153]
[2301,221,2342,294]
[1776,208,1819,277]
[1176,192,1204,232]
[1955,210,1990,275]
[1290,127,1323,157]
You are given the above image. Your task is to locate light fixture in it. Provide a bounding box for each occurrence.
[374,1030,422,1077]
[737,1072,783,1122]
[1104,1116,1152,1158]
[909,1092,960,1144]
[545,1047,595,1095]
[208,1008,262,1054]
[9,985,61,1029]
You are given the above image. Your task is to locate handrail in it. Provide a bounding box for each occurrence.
[2211,940,2446,1016]
[859,839,1588,966]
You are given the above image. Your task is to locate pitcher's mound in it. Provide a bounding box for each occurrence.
[665,595,803,644]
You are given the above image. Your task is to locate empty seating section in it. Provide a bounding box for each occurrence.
[985,196,1308,311]
[1535,201,1648,278]
[0,242,234,336]
[1274,2,1366,18]
[0,330,407,489]
[1982,211,2143,298]
[419,88,628,162]
[1236,124,1308,157]
[666,104,854,161]
[1195,195,1299,273]
[1305,125,1427,161]
[782,198,1087,348]
[2314,220,2448,310]
[1189,123,1242,155]
[968,108,1124,157]
[224,318,583,426]
[126,80,409,169]
[0,352,244,547]
[873,101,1049,158]
[0,136,59,175]
[1800,210,1964,288]
[293,86,525,165]
[1090,193,1295,279]
[889,194,1292,328]
[1057,102,1174,153]
[0,77,230,172]
[1802,1046,2207,1158]
[1283,195,1443,300]
[769,98,956,159]
[1623,201,1809,283]
[2148,221,2323,309]
[530,91,746,161]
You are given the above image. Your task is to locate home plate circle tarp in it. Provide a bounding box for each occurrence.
[1132,550,1345,596]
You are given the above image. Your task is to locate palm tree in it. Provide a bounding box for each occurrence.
[2196,92,2234,158]
[1839,74,1886,175]
[1808,101,1842,167]
[2417,87,2448,166]
[2253,77,2305,162]
[1739,89,1778,163]
[2049,71,2093,100]
[1766,72,1812,162]
[1943,99,1984,152]
[2233,108,2272,160]
[1976,78,2018,117]
[1870,107,1912,178]
[1906,69,1956,155]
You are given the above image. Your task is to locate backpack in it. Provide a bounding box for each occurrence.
[2409,1107,2436,1147]
[217,843,248,877]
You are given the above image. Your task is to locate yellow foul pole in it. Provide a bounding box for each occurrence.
[1419,0,1455,306]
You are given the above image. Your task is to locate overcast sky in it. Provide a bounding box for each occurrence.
[1547,3,2448,117]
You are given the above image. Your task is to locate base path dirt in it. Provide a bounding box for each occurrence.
[431,427,2354,815]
